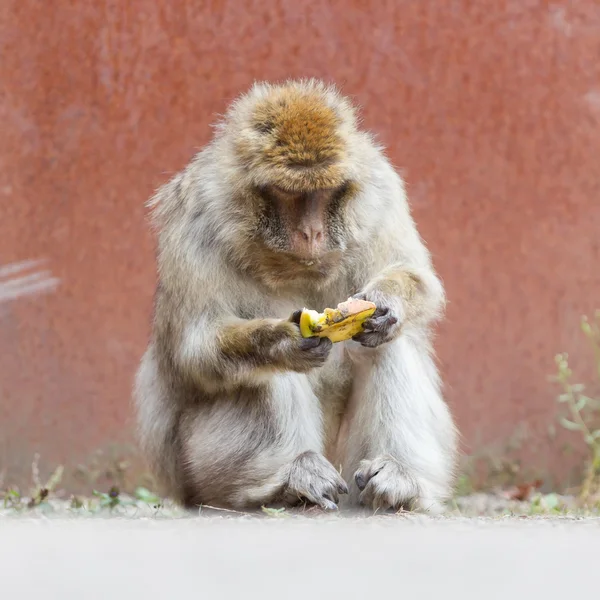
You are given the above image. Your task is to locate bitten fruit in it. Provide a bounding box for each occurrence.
[299,298,377,343]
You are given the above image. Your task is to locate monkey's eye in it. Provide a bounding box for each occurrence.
[271,184,294,195]
[330,181,354,203]
[263,185,298,201]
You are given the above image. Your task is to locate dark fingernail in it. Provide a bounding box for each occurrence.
[338,481,349,495]
[355,473,366,491]
[324,491,339,504]
[322,499,338,511]
[289,310,302,325]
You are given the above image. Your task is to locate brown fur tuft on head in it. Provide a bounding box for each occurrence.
[215,79,365,192]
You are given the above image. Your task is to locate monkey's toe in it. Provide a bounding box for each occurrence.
[354,471,367,491]
[282,450,348,511]
[354,455,420,512]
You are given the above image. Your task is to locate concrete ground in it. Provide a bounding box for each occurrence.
[2,515,600,599]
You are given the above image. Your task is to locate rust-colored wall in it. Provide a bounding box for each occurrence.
[2,1,599,489]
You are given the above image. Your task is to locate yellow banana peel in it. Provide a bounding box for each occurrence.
[299,297,377,343]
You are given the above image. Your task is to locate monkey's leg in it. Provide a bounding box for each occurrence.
[340,335,457,514]
[181,373,348,511]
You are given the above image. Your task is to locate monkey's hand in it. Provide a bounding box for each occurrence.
[279,311,333,371]
[350,290,402,348]
[216,316,332,381]
[350,267,444,348]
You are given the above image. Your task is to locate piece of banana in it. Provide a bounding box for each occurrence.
[299,297,377,343]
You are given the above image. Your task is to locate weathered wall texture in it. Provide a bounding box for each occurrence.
[1,1,599,489]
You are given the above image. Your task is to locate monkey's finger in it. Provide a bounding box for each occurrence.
[371,305,391,319]
[298,336,322,350]
[351,332,381,348]
[288,309,303,325]
[323,490,340,506]
[358,484,376,509]
[355,470,367,491]
[358,478,390,510]
[318,497,338,511]
[313,337,333,353]
[303,337,332,360]
[351,292,367,301]
[371,492,394,512]
[354,458,384,491]
[325,467,349,495]
[292,487,337,511]
[365,456,389,479]
[364,313,397,333]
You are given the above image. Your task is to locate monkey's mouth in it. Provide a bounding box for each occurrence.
[295,250,344,274]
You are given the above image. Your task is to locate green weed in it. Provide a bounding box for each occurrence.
[551,311,600,502]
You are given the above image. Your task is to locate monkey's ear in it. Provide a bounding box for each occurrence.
[288,310,303,325]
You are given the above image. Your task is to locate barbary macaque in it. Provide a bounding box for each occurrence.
[134,79,458,513]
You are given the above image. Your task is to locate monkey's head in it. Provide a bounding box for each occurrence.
[215,79,373,285]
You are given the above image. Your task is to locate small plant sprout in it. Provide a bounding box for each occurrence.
[93,486,126,510]
[28,454,64,508]
[134,486,163,508]
[2,488,23,510]
[552,311,600,502]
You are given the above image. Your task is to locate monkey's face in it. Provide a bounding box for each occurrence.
[254,182,353,264]
[225,81,363,285]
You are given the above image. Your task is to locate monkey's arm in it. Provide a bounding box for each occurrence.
[351,263,445,348]
[349,163,446,347]
[216,315,332,377]
[158,305,332,388]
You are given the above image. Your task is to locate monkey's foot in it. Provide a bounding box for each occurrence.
[354,455,423,512]
[282,451,349,511]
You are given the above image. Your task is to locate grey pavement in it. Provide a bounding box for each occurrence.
[2,516,599,599]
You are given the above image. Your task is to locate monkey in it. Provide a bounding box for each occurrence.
[133,79,458,514]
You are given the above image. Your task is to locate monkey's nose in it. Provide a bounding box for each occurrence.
[294,226,324,258]
[298,228,323,245]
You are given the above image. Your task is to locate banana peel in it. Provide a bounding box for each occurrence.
[299,298,377,343]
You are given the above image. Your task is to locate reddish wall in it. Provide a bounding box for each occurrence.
[2,1,600,489]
